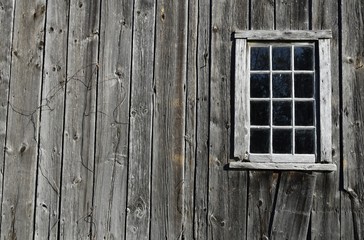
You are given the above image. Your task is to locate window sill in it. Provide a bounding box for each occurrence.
[228,161,336,172]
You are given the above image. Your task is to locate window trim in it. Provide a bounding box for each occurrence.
[232,30,335,171]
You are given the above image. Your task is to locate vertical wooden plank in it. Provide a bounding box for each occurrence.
[271,173,316,240]
[234,38,249,160]
[125,0,154,239]
[276,0,309,30]
[311,0,341,239]
[193,0,210,238]
[0,0,46,239]
[251,0,274,30]
[183,0,198,238]
[342,0,364,238]
[92,0,133,239]
[0,0,14,230]
[150,1,187,239]
[209,0,248,239]
[59,0,100,239]
[247,1,276,239]
[34,0,69,239]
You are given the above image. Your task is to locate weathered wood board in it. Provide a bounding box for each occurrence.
[0,0,14,234]
[125,0,155,239]
[1,1,46,239]
[92,0,132,239]
[209,0,248,239]
[34,0,69,239]
[59,0,100,238]
[150,1,187,239]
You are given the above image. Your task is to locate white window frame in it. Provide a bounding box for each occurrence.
[231,30,336,172]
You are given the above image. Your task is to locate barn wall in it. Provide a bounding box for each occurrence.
[0,0,362,239]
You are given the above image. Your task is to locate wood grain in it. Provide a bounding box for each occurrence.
[0,0,14,234]
[150,1,187,238]
[92,0,133,239]
[1,0,46,239]
[34,0,69,238]
[209,0,248,239]
[59,0,100,238]
[125,0,155,239]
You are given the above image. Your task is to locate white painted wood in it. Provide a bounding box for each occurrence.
[319,38,333,163]
[234,30,332,40]
[234,39,249,160]
[249,154,315,163]
[229,162,337,171]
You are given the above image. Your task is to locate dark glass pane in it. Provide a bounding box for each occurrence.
[273,101,292,126]
[295,129,315,154]
[273,129,292,153]
[294,46,314,70]
[295,73,314,98]
[250,129,270,153]
[251,47,270,70]
[295,101,314,126]
[273,73,291,98]
[251,74,270,98]
[272,47,291,70]
[250,101,270,125]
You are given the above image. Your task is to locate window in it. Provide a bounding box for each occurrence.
[231,30,336,171]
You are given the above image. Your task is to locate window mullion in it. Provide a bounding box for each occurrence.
[270,45,273,156]
[292,45,295,155]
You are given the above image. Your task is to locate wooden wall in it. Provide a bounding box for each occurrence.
[0,0,362,239]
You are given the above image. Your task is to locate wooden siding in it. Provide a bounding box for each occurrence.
[0,0,361,239]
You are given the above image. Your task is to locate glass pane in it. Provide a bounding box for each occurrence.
[273,73,291,98]
[273,101,292,126]
[250,129,270,153]
[295,73,314,98]
[273,129,292,153]
[294,46,314,70]
[251,47,270,70]
[295,129,315,154]
[251,74,270,98]
[250,101,270,125]
[272,47,291,70]
[295,101,314,126]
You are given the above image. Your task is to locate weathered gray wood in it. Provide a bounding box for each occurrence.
[250,0,274,30]
[34,0,69,239]
[247,1,276,239]
[234,39,249,160]
[271,172,316,240]
[276,0,309,30]
[0,0,14,234]
[342,0,364,238]
[191,0,211,238]
[311,0,341,238]
[150,1,187,238]
[125,0,154,239]
[59,0,100,239]
[92,0,133,239]
[208,0,248,239]
[1,0,46,239]
[234,30,332,40]
[319,38,333,163]
[229,162,337,171]
[183,0,198,237]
